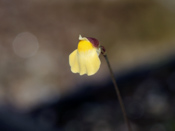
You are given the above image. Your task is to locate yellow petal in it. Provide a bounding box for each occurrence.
[69,49,101,76]
[78,39,93,52]
[69,49,79,73]
[79,49,101,76]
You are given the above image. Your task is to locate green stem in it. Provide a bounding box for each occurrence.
[103,54,132,131]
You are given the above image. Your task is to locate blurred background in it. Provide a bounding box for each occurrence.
[0,0,175,131]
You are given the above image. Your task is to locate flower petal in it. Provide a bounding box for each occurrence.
[69,49,79,73]
[80,49,101,76]
[69,49,101,76]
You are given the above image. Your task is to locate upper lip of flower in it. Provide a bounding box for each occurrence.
[79,35,100,48]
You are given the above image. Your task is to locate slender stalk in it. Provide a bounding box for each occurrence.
[103,54,132,131]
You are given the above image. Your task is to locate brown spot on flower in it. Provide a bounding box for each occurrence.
[86,37,100,48]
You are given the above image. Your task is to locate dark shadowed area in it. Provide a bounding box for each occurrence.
[0,0,175,131]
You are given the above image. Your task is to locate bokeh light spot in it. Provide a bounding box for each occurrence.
[13,32,39,58]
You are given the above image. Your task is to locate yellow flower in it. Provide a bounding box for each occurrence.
[69,35,101,76]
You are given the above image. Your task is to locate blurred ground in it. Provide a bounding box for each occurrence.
[30,59,175,131]
[0,0,175,130]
